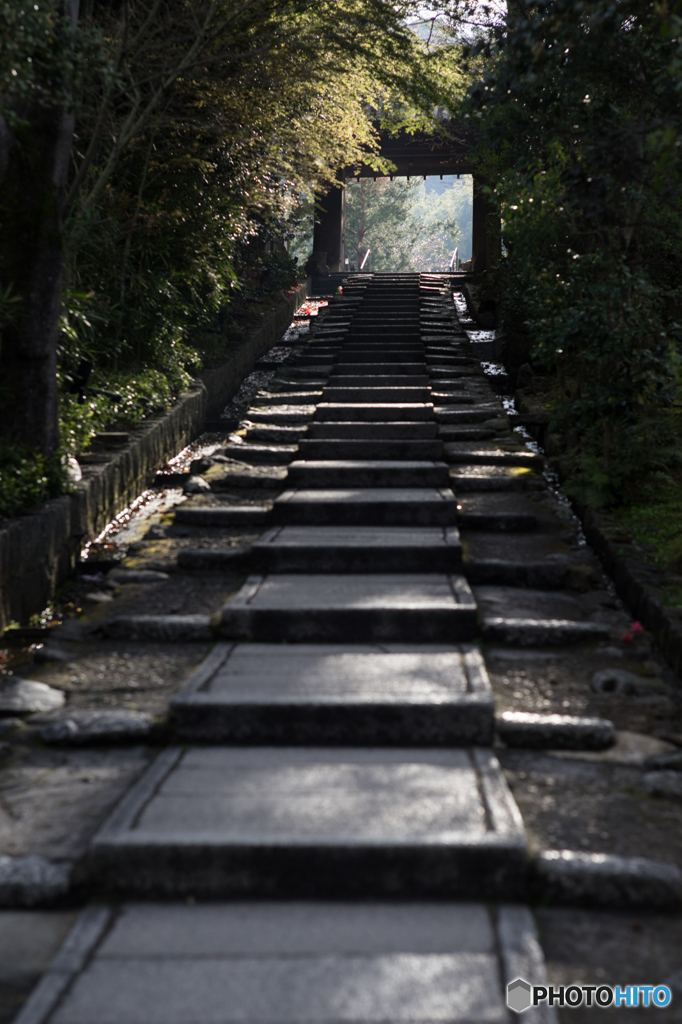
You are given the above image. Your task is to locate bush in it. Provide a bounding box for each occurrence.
[0,445,68,521]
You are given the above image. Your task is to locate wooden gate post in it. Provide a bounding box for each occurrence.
[313,183,345,272]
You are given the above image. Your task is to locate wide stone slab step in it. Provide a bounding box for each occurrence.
[218,573,477,643]
[171,642,492,744]
[286,460,450,488]
[331,362,427,375]
[89,746,525,898]
[174,505,272,527]
[36,903,552,1024]
[245,405,316,424]
[482,617,610,646]
[251,525,462,573]
[307,421,438,439]
[273,488,459,526]
[323,386,431,403]
[315,402,433,421]
[217,444,298,465]
[330,374,431,386]
[458,511,538,532]
[295,439,444,461]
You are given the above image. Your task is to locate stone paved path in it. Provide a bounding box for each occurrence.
[8,274,682,1023]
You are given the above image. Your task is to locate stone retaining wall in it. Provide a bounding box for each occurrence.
[577,505,682,678]
[0,281,309,633]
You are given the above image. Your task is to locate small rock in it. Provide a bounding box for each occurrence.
[0,679,65,715]
[497,711,615,751]
[0,718,25,736]
[65,456,82,483]
[643,751,682,772]
[0,855,71,906]
[40,710,153,745]
[183,475,211,494]
[85,590,114,603]
[591,668,667,696]
[532,849,682,908]
[33,645,72,665]
[552,729,676,766]
[108,568,170,584]
[641,770,682,800]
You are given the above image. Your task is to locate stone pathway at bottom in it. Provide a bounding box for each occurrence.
[11,274,682,1023]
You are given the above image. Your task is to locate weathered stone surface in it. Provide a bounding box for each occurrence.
[591,667,668,696]
[643,750,682,771]
[497,712,615,751]
[273,487,459,526]
[182,475,211,494]
[219,573,477,643]
[40,711,153,745]
[40,903,532,1024]
[171,642,494,745]
[483,618,610,647]
[0,855,71,907]
[0,679,65,715]
[176,549,249,571]
[251,525,462,574]
[100,615,214,642]
[0,717,24,736]
[641,770,682,800]
[286,459,450,488]
[531,849,682,908]
[108,569,170,584]
[315,402,433,421]
[90,747,526,898]
[173,506,271,527]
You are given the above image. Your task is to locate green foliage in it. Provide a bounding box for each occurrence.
[344,176,467,270]
[461,0,682,505]
[0,443,67,520]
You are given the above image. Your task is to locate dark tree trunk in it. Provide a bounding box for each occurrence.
[0,0,78,456]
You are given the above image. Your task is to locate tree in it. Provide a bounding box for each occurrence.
[458,0,682,503]
[344,176,463,271]
[1,0,442,456]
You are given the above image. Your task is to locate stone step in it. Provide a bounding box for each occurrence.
[315,402,433,421]
[436,407,503,424]
[444,445,544,469]
[330,375,430,386]
[323,387,432,403]
[339,343,424,351]
[463,558,571,588]
[251,525,462,573]
[244,425,308,443]
[450,468,538,491]
[331,363,427,374]
[174,505,272,527]
[217,444,298,465]
[348,333,422,344]
[440,426,498,442]
[89,746,525,898]
[307,421,438,439]
[286,460,450,488]
[295,439,444,461]
[218,574,477,643]
[459,511,538,531]
[255,392,323,406]
[273,488,459,526]
[40,902,548,1024]
[171,642,492,744]
[245,406,316,424]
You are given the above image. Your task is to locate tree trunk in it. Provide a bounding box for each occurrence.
[0,0,78,456]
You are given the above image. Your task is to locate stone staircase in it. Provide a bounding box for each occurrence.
[17,274,561,1024]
